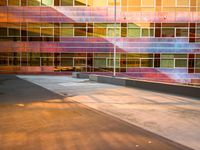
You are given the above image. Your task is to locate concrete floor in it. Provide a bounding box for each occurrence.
[0,75,193,150]
[19,75,200,150]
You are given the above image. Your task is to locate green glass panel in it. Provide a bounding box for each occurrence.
[74,58,86,66]
[195,59,200,68]
[74,28,86,36]
[61,0,73,6]
[142,28,149,37]
[93,28,106,37]
[160,59,174,68]
[161,54,174,59]
[9,28,20,36]
[176,29,188,37]
[175,59,187,67]
[141,59,153,67]
[42,0,53,5]
[127,59,140,67]
[94,58,106,67]
[162,28,175,37]
[107,28,120,37]
[75,0,86,6]
[128,28,140,37]
[61,28,73,37]
[8,0,20,6]
[0,28,7,36]
[28,0,41,6]
[107,59,120,67]
[61,58,73,66]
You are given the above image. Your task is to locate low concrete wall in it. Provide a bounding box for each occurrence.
[72,72,89,78]
[89,74,200,99]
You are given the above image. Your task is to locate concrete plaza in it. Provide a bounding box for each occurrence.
[0,75,199,150]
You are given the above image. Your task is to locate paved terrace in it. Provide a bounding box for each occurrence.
[0,75,199,150]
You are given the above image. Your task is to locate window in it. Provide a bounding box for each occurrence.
[28,53,40,66]
[61,0,73,6]
[74,28,86,36]
[141,59,153,67]
[107,58,120,68]
[160,59,174,68]
[127,59,140,67]
[8,0,20,6]
[41,57,53,66]
[28,28,40,36]
[41,28,54,36]
[42,0,53,5]
[61,58,73,66]
[128,0,141,6]
[94,58,107,68]
[175,59,187,67]
[9,57,20,66]
[162,28,175,37]
[142,0,154,6]
[75,0,86,6]
[61,28,73,36]
[28,0,41,6]
[0,1,7,6]
[162,0,175,7]
[142,28,154,37]
[176,28,188,37]
[74,58,86,66]
[195,59,200,68]
[93,28,106,37]
[107,28,120,37]
[196,28,200,37]
[0,28,7,36]
[177,0,189,6]
[0,57,8,66]
[128,28,140,37]
[93,0,107,6]
[108,0,120,6]
[9,28,20,36]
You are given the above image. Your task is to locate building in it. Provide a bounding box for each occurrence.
[0,0,200,84]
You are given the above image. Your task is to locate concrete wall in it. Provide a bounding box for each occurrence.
[89,74,200,100]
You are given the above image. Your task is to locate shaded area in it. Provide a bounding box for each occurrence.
[0,75,193,150]
[0,75,63,104]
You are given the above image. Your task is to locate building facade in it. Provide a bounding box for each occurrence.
[0,0,200,84]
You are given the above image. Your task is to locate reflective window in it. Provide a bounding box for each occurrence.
[162,28,175,37]
[128,28,140,37]
[93,0,107,6]
[9,28,20,36]
[74,28,86,36]
[28,0,41,6]
[142,0,154,6]
[75,0,86,6]
[127,59,140,67]
[61,28,73,37]
[195,59,200,68]
[141,59,153,67]
[74,58,86,66]
[177,0,189,6]
[128,0,141,6]
[162,0,175,7]
[61,0,73,6]
[160,59,174,68]
[94,58,107,68]
[176,28,188,37]
[8,0,20,6]
[42,0,53,5]
[0,28,7,36]
[175,59,187,67]
[107,28,120,37]
[93,28,106,37]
